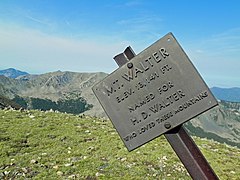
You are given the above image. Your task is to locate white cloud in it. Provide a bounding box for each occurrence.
[24,14,51,26]
[185,28,240,87]
[0,24,130,74]
[0,23,239,87]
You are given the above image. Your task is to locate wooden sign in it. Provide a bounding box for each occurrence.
[92,33,218,151]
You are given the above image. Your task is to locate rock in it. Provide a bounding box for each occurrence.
[64,163,72,167]
[53,165,59,169]
[95,172,104,177]
[30,159,38,164]
[83,156,87,159]
[120,157,127,162]
[4,171,10,175]
[71,157,80,163]
[29,115,35,118]
[162,156,168,161]
[68,174,77,179]
[22,167,28,173]
[57,171,63,176]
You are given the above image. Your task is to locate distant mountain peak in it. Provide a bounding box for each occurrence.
[0,68,29,79]
[211,87,240,102]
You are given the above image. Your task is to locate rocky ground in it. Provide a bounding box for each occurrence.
[1,108,239,179]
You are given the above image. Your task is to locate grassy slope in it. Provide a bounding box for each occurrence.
[0,109,239,179]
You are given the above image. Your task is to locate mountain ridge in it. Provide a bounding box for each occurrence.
[0,68,29,78]
[211,87,240,102]
[0,70,108,116]
[0,69,239,147]
[184,100,240,148]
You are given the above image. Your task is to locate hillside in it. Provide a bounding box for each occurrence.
[0,71,107,116]
[0,109,239,179]
[0,95,22,110]
[184,100,240,148]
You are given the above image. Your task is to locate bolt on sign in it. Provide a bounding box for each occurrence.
[93,33,218,151]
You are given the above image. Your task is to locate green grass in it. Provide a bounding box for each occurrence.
[0,109,239,179]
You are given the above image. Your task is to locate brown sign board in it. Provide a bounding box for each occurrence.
[92,33,218,151]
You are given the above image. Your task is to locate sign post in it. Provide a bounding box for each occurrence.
[93,33,219,179]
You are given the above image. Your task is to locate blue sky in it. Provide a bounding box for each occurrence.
[0,0,239,87]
